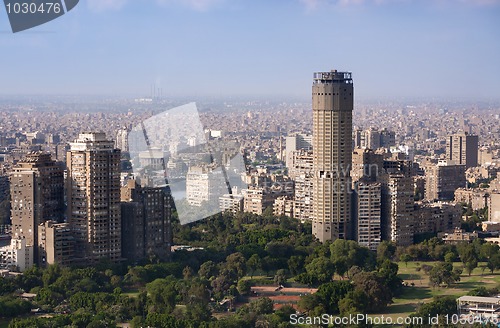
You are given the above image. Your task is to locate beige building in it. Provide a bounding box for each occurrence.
[115,127,129,152]
[285,134,312,170]
[243,187,274,215]
[10,152,64,265]
[490,193,500,222]
[425,163,466,201]
[38,221,74,266]
[414,202,461,236]
[351,148,383,185]
[67,132,121,263]
[273,196,294,218]
[355,180,381,251]
[312,70,353,242]
[289,150,314,222]
[219,194,244,213]
[440,228,477,244]
[454,188,489,210]
[446,132,479,169]
[383,174,414,247]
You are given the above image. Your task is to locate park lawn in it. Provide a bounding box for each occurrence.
[369,261,500,325]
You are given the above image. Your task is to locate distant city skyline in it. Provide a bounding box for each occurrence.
[0,0,499,100]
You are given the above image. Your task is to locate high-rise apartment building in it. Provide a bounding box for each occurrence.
[289,150,314,222]
[121,180,172,262]
[380,128,396,149]
[425,163,466,201]
[67,133,121,262]
[353,128,395,150]
[10,152,64,265]
[351,148,384,186]
[115,127,129,152]
[311,70,353,242]
[365,128,381,150]
[285,134,312,169]
[382,174,414,247]
[186,166,227,207]
[354,180,382,251]
[446,132,479,169]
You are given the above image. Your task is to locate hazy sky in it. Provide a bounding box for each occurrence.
[0,0,499,100]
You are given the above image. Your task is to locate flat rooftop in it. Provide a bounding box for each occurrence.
[458,296,500,304]
[313,70,352,84]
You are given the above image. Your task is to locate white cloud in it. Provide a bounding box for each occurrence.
[87,0,128,12]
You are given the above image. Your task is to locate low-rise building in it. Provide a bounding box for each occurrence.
[38,221,74,266]
[0,237,33,272]
[440,228,477,244]
[273,196,293,218]
[219,194,244,213]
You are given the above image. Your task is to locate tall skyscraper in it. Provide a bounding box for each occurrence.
[312,70,353,242]
[446,132,479,169]
[67,133,121,262]
[10,152,64,265]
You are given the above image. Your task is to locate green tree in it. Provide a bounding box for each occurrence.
[246,254,262,278]
[487,253,500,273]
[248,297,274,315]
[287,255,304,276]
[274,269,287,286]
[352,272,392,313]
[444,252,456,263]
[458,242,479,276]
[225,252,247,279]
[338,289,369,316]
[304,256,335,284]
[330,239,375,277]
[428,262,461,287]
[377,241,396,261]
[377,259,403,296]
[314,281,354,314]
[237,279,252,296]
[400,254,412,267]
[199,260,218,280]
[146,277,177,314]
[405,296,457,328]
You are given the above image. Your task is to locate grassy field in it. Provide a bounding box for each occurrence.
[372,260,500,322]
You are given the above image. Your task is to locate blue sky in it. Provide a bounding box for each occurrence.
[0,0,499,100]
